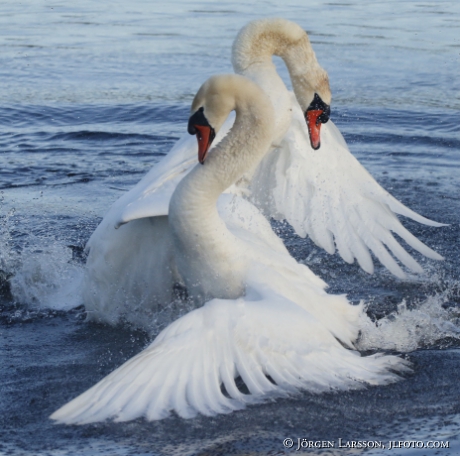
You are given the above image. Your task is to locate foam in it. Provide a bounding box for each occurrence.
[357,284,460,352]
[9,243,84,311]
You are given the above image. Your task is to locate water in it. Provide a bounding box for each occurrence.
[1,0,459,454]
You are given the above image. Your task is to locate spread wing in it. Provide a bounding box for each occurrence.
[50,273,409,424]
[248,98,445,278]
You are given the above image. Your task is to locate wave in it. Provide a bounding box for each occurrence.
[0,103,189,128]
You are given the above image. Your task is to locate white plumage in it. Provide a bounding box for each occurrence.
[81,19,443,327]
[51,278,407,423]
[51,74,410,424]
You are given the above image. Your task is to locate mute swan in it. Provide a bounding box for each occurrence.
[51,75,410,424]
[82,19,443,326]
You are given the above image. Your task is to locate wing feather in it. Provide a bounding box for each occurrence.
[51,278,410,424]
[248,96,444,276]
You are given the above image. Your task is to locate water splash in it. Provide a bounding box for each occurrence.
[9,242,84,311]
[358,283,460,353]
[0,193,19,284]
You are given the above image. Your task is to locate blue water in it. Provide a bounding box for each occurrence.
[1,1,460,455]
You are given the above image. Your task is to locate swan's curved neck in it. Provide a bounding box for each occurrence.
[168,79,274,300]
[232,18,330,105]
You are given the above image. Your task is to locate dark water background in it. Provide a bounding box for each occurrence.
[1,1,459,455]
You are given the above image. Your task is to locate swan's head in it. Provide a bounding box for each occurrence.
[304,92,331,151]
[188,107,216,164]
[283,32,332,151]
[291,70,331,151]
[188,75,242,164]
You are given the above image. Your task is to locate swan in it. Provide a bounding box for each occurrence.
[82,18,443,327]
[51,75,410,424]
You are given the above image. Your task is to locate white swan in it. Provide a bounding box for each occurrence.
[51,75,410,424]
[82,18,443,327]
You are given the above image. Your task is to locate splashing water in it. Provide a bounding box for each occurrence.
[0,194,18,282]
[358,283,460,353]
[9,243,84,311]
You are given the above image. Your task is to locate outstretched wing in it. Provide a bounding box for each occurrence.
[249,98,444,278]
[50,275,409,424]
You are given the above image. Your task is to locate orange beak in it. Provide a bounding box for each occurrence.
[194,125,215,164]
[305,93,330,150]
[306,109,323,150]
